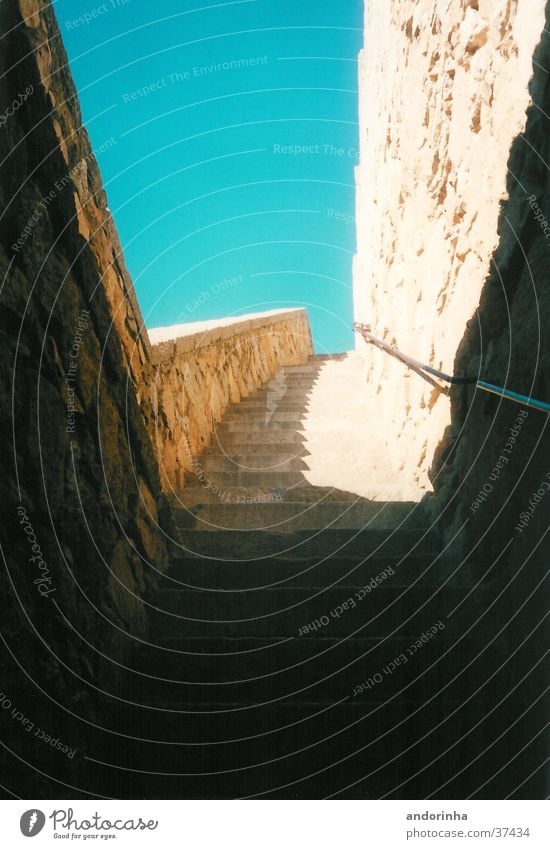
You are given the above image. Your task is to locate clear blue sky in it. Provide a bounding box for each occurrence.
[54,0,363,353]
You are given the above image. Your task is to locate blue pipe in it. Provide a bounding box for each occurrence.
[477,381,550,414]
[353,323,550,415]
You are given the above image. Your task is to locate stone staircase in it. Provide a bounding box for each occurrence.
[90,355,504,798]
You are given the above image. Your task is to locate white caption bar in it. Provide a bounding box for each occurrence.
[2,800,549,847]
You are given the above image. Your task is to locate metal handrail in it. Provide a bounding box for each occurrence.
[353,322,550,414]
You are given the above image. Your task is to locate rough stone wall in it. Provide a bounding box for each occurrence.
[0,0,172,792]
[431,8,550,552]
[353,0,547,492]
[149,309,313,491]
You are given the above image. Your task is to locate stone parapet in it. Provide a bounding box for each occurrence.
[149,309,313,491]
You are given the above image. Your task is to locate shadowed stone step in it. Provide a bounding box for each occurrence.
[199,454,309,472]
[228,402,311,413]
[276,381,366,392]
[308,353,351,360]
[225,412,309,423]
[133,631,461,680]
[99,683,495,750]
[162,550,445,590]
[185,470,309,488]
[125,630,459,703]
[204,436,386,454]
[131,354,459,799]
[268,381,364,393]
[172,484,421,505]
[151,584,463,629]
[280,364,363,373]
[281,363,361,374]
[87,698,507,804]
[184,469,401,488]
[286,380,367,389]
[176,501,425,532]
[228,401,371,414]
[203,442,309,456]
[197,449,393,470]
[208,430,308,445]
[182,476,419,504]
[244,389,325,400]
[86,690,501,799]
[177,528,435,559]
[217,420,306,432]
[216,420,373,433]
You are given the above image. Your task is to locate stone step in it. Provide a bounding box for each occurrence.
[269,384,365,396]
[176,501,424,533]
[281,374,365,386]
[184,470,305,488]
[198,454,309,472]
[277,358,357,375]
[223,413,367,426]
[174,486,291,506]
[134,630,458,679]
[245,388,335,400]
[201,444,390,470]
[216,420,374,433]
[174,484,409,505]
[207,430,307,445]
[308,352,357,359]
[217,420,305,432]
[203,442,309,456]
[253,384,314,395]
[267,376,362,388]
[281,360,360,371]
[253,374,363,387]
[279,365,323,373]
[105,351,526,801]
[151,583,461,634]
[183,469,396,489]
[198,451,386,472]
[163,551,444,591]
[177,527,435,560]
[227,402,309,413]
[272,379,364,390]
[280,362,362,372]
[205,435,382,452]
[308,353,353,361]
[223,411,309,424]
[127,629,458,702]
[227,402,369,414]
[86,692,495,799]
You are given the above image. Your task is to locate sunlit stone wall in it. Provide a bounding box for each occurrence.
[353,0,547,492]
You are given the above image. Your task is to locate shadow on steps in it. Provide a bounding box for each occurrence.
[11,357,543,799]
[80,357,544,799]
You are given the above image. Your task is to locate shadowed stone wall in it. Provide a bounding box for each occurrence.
[0,0,167,794]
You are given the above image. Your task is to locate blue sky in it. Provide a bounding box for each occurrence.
[54,0,363,352]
